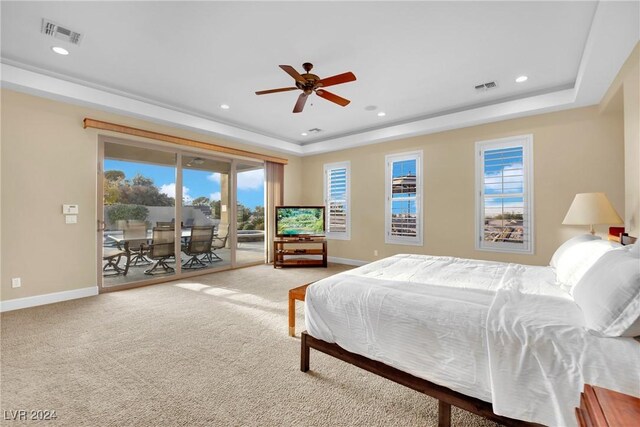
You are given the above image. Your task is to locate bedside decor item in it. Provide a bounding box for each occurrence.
[562,192,623,235]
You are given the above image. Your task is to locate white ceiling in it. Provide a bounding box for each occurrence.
[1,1,638,156]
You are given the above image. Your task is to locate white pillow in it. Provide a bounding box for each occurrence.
[550,234,601,268]
[573,248,640,337]
[555,239,621,292]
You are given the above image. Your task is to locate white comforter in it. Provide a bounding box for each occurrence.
[304,254,640,426]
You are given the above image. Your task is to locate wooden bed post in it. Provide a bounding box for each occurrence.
[438,401,451,427]
[301,331,310,372]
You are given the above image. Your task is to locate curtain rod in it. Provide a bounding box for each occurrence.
[83,118,288,165]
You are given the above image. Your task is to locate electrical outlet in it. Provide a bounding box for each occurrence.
[11,278,21,288]
[374,250,378,257]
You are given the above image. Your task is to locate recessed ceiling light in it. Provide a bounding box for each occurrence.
[515,75,528,83]
[301,132,308,136]
[51,46,69,55]
[377,112,386,117]
[220,104,230,110]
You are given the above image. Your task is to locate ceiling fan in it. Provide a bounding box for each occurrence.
[255,63,356,113]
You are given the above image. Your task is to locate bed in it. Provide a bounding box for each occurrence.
[301,242,640,426]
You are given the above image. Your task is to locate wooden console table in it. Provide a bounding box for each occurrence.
[273,238,327,268]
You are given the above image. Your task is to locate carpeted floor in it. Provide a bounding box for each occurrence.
[1,263,498,426]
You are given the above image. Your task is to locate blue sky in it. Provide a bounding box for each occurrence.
[105,159,265,209]
[483,146,524,213]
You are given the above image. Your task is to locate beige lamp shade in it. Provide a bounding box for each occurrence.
[562,192,623,234]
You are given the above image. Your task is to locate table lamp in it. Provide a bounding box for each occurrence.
[562,192,623,235]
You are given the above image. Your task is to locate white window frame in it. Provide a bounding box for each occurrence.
[324,161,351,240]
[475,134,534,254]
[385,151,423,246]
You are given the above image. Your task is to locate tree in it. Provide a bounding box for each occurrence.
[103,170,125,204]
[210,200,221,218]
[104,170,125,182]
[103,170,174,207]
[250,205,264,230]
[106,204,149,224]
[237,203,251,223]
[192,196,210,206]
[131,174,154,187]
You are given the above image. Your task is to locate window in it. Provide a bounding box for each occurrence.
[476,135,533,254]
[324,161,350,240]
[385,151,423,246]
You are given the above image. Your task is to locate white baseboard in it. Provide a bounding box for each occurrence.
[328,256,368,267]
[0,286,99,313]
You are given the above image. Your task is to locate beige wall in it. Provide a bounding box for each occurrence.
[622,47,639,236]
[2,42,637,302]
[0,89,303,301]
[301,106,625,266]
[601,43,640,237]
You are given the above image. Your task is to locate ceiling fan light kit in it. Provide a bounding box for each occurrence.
[256,62,356,113]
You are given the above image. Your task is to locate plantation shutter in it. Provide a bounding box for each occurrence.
[324,162,350,240]
[476,135,533,253]
[385,152,423,246]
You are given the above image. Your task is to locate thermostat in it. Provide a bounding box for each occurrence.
[62,204,79,214]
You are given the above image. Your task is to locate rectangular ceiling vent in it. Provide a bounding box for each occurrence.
[41,19,82,45]
[475,81,498,91]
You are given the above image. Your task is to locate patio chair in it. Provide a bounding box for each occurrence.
[102,242,130,277]
[182,225,214,269]
[144,227,176,275]
[123,221,151,266]
[203,224,229,262]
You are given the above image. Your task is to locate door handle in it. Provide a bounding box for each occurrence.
[97,220,106,232]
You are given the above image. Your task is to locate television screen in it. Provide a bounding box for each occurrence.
[276,206,325,237]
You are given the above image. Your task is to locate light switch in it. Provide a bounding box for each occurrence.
[62,204,79,214]
[221,205,227,212]
[65,215,78,224]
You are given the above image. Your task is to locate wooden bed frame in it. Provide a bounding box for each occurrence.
[301,331,542,427]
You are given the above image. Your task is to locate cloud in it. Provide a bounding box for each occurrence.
[205,169,264,190]
[484,163,523,194]
[159,183,192,203]
[210,192,221,201]
[238,169,264,190]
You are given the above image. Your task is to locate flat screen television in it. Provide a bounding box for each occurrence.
[276,206,325,238]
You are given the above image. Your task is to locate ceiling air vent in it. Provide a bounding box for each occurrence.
[475,81,498,91]
[308,128,322,133]
[41,19,82,45]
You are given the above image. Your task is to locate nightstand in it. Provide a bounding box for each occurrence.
[575,384,640,426]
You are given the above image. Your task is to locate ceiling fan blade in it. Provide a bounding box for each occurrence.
[317,72,356,88]
[255,87,298,95]
[315,89,350,107]
[279,65,306,85]
[293,93,308,113]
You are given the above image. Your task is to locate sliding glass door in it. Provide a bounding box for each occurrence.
[101,143,177,287]
[236,162,265,266]
[181,155,231,271]
[98,138,265,291]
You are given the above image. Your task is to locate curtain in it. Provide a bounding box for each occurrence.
[265,161,284,263]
